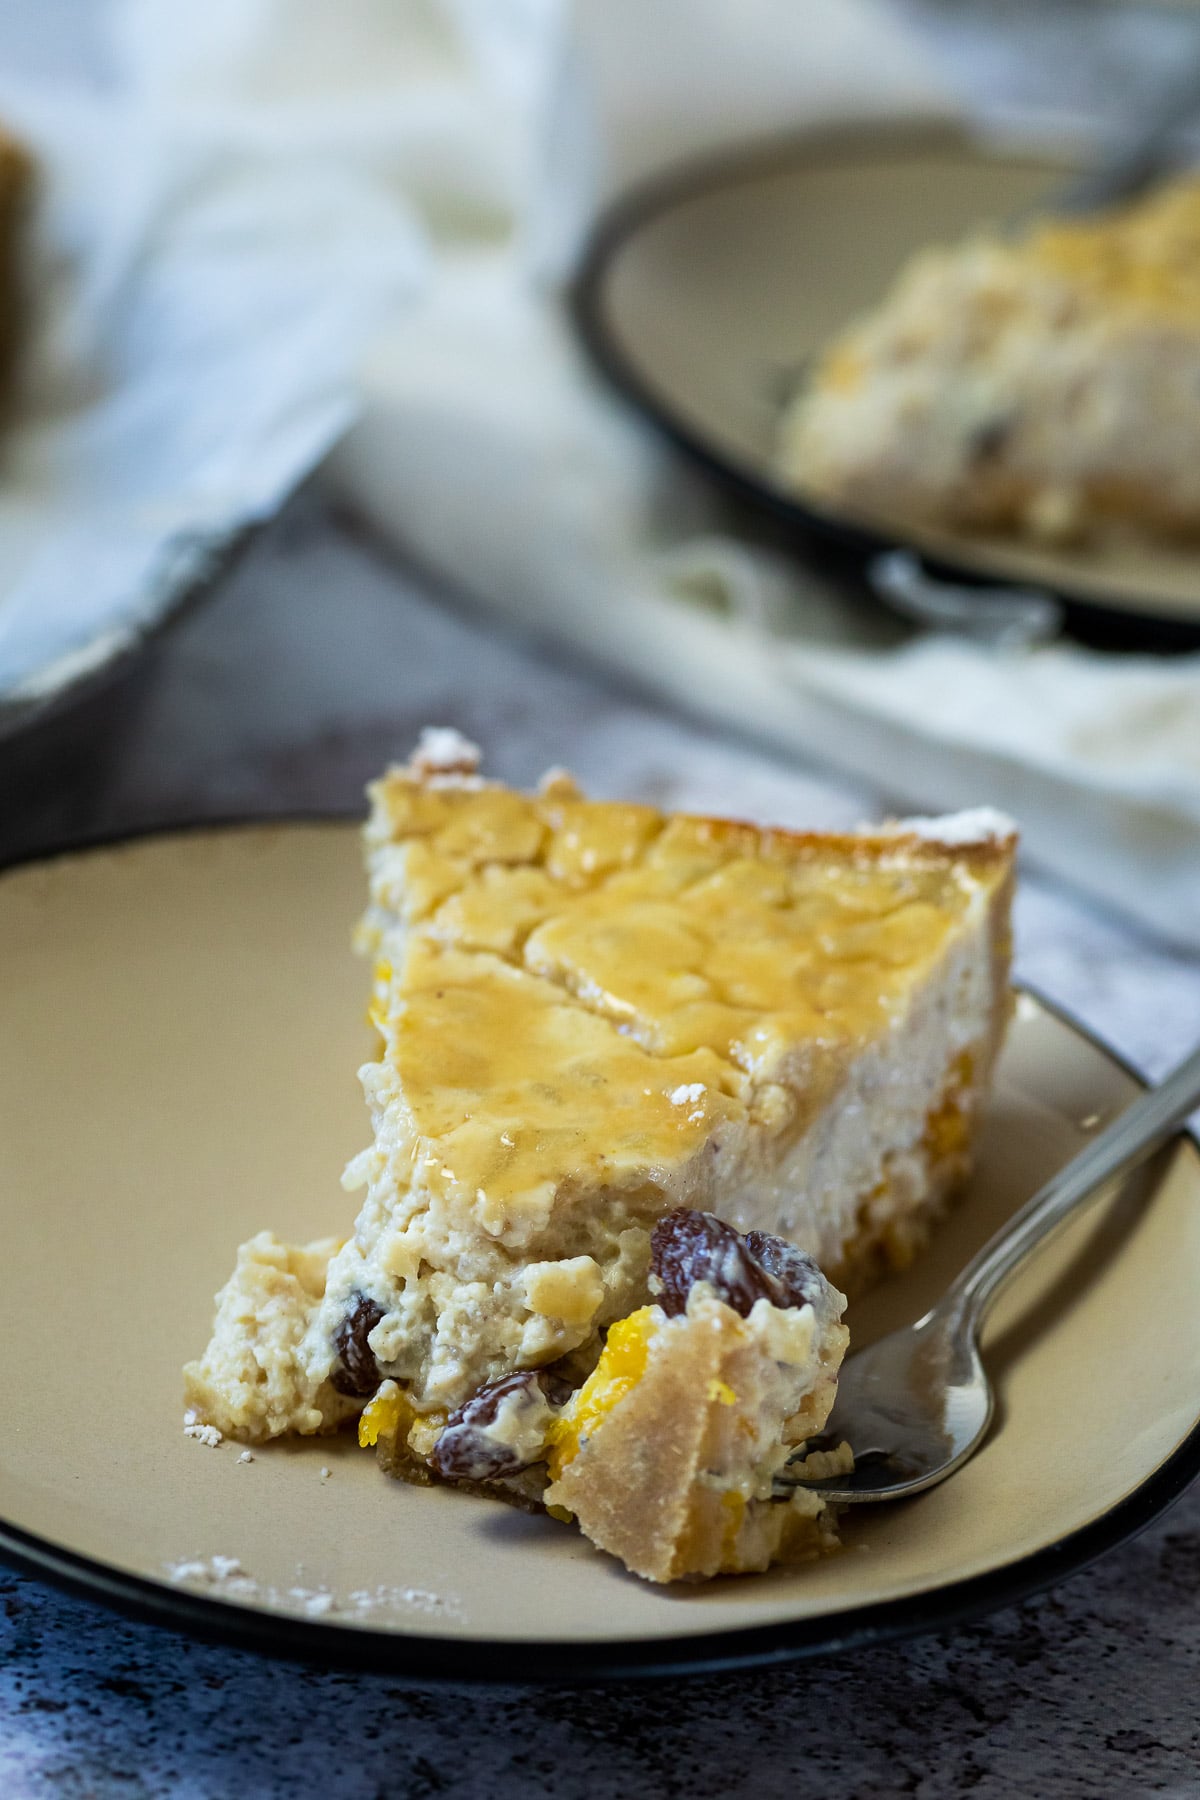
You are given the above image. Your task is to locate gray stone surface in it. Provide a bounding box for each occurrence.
[3,499,1200,1798]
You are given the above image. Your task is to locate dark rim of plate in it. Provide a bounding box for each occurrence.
[1,815,1198,1686]
[569,117,1200,652]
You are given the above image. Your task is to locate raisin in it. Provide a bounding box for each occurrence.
[533,1366,576,1411]
[744,1231,823,1311]
[968,416,1012,464]
[650,1209,822,1318]
[330,1294,386,1396]
[430,1369,560,1483]
[650,1209,779,1319]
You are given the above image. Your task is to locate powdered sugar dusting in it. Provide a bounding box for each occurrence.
[410,725,481,781]
[669,1082,705,1106]
[881,807,1016,847]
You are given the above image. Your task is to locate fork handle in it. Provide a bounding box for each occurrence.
[940,1038,1200,1334]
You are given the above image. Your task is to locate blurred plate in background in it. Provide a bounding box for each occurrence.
[575,119,1200,649]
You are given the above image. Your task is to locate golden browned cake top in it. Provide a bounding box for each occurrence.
[1021,174,1200,324]
[361,753,1015,1222]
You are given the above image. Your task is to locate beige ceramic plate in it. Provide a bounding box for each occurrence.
[3,821,1199,1681]
[575,119,1200,643]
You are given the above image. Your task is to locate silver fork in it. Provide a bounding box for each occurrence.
[782,1041,1200,1504]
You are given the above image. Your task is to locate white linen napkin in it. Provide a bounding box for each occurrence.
[10,0,1200,952]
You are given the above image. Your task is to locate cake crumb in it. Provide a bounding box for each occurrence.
[399,1587,454,1615]
[184,1422,223,1448]
[789,1440,855,1482]
[167,1556,465,1623]
[289,1587,335,1619]
[168,1560,208,1583]
[237,1450,255,1464]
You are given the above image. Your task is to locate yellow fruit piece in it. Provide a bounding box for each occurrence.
[358,1382,405,1449]
[367,959,394,1035]
[923,1051,974,1164]
[545,1306,660,1478]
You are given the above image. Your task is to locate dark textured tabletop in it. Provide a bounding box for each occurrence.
[4,499,1200,1799]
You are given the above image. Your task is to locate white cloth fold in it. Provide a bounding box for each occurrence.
[7,0,1200,951]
